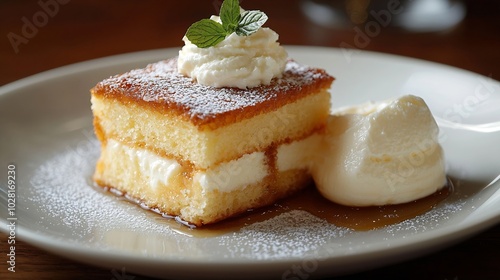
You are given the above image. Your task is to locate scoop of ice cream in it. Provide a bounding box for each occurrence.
[312,95,446,206]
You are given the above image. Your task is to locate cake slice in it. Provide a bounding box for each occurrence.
[90,57,334,226]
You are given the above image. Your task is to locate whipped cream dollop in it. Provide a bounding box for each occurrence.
[178,16,288,89]
[311,95,446,206]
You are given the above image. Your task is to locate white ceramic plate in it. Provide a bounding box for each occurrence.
[1,47,499,279]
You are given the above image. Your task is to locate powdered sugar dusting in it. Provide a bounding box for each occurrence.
[28,139,179,240]
[25,136,470,260]
[26,140,352,258]
[384,198,466,237]
[93,58,333,123]
[218,210,351,259]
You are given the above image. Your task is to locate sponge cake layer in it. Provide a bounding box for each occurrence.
[91,89,330,169]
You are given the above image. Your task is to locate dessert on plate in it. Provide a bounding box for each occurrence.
[90,0,447,228]
[90,0,334,226]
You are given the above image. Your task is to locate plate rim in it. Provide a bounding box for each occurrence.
[2,45,497,93]
[1,46,500,277]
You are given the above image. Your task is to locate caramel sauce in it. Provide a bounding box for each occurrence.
[128,178,453,238]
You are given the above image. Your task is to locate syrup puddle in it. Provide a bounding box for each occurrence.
[97,178,453,238]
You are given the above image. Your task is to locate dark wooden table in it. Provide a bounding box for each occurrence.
[1,0,499,279]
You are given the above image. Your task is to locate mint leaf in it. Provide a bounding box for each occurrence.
[236,10,268,36]
[186,19,227,48]
[184,0,269,48]
[220,0,240,33]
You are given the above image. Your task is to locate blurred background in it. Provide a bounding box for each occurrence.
[1,0,500,85]
[1,0,499,279]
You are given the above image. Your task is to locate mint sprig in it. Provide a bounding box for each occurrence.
[185,19,227,48]
[237,10,268,36]
[220,0,240,34]
[185,0,268,48]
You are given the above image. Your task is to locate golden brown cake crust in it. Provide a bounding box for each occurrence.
[91,57,334,130]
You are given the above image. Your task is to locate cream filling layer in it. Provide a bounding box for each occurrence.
[194,152,267,193]
[107,139,183,191]
[277,134,322,172]
[107,137,314,193]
